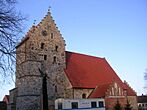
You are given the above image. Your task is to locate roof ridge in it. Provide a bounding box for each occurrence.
[66,51,105,59]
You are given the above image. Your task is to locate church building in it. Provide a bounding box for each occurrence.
[7,10,138,110]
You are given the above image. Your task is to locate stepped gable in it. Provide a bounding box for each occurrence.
[36,9,62,37]
[16,9,63,48]
[65,51,136,96]
[122,81,136,96]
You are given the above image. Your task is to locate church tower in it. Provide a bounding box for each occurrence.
[15,10,67,110]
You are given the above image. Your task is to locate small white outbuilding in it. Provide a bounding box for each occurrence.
[55,98,105,110]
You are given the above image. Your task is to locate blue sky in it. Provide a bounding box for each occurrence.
[0,0,147,100]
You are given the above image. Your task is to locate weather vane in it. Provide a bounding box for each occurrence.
[48,6,51,12]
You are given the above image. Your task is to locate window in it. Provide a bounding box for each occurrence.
[58,103,62,109]
[71,102,78,109]
[44,55,47,60]
[91,102,97,108]
[41,43,45,49]
[82,93,86,98]
[55,45,58,51]
[99,101,104,108]
[53,56,57,64]
[55,85,57,93]
[51,33,54,39]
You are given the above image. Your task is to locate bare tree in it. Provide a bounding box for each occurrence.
[0,0,25,82]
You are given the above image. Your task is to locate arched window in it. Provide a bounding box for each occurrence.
[82,93,86,98]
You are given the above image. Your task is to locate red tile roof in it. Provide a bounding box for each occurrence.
[65,51,136,96]
[89,83,110,98]
[3,95,9,104]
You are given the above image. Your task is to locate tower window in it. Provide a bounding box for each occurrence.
[55,85,57,93]
[44,55,47,60]
[41,43,45,49]
[53,56,57,64]
[55,45,58,51]
[51,33,54,39]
